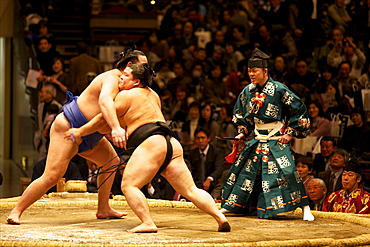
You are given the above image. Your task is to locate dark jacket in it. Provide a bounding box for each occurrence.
[318,170,343,195]
[187,144,224,192]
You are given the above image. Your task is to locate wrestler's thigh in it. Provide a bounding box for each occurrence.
[161,139,197,193]
[80,138,120,167]
[122,135,167,188]
[43,113,79,177]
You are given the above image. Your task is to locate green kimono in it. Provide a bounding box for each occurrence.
[221,77,310,218]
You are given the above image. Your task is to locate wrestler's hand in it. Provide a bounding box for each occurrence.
[111,127,127,149]
[203,179,211,191]
[64,128,83,145]
[279,134,292,144]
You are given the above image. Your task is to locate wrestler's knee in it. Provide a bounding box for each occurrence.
[39,173,61,188]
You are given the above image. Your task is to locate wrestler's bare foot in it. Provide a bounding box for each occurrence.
[7,213,20,225]
[96,208,127,219]
[218,220,231,232]
[127,223,158,233]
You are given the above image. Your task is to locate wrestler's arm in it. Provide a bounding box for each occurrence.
[64,114,110,143]
[64,91,130,143]
[99,72,126,148]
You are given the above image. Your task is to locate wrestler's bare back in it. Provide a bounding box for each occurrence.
[76,69,122,121]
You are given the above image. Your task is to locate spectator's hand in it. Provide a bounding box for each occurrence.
[37,74,45,82]
[203,178,211,191]
[111,127,127,149]
[64,128,83,145]
[279,134,292,144]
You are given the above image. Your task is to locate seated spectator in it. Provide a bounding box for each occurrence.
[32,158,82,194]
[42,57,71,104]
[358,63,370,89]
[151,60,175,100]
[322,157,370,214]
[327,0,352,32]
[309,28,344,74]
[339,107,370,158]
[307,101,331,137]
[224,42,244,74]
[331,61,362,108]
[323,81,352,118]
[312,65,336,95]
[288,58,317,94]
[34,84,62,161]
[205,46,226,76]
[137,37,159,69]
[230,24,249,56]
[198,102,220,145]
[270,55,290,86]
[269,25,298,70]
[190,63,206,101]
[35,36,60,76]
[69,41,102,96]
[38,19,55,51]
[205,30,225,58]
[181,101,201,146]
[296,155,314,192]
[166,61,192,101]
[162,83,195,124]
[313,136,337,176]
[307,178,327,211]
[318,148,349,195]
[203,64,229,106]
[187,128,224,194]
[225,59,248,102]
[327,36,366,79]
[217,103,237,156]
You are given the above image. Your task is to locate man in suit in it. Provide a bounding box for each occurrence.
[34,84,62,161]
[318,148,348,195]
[187,128,224,194]
[307,178,327,211]
[313,136,337,176]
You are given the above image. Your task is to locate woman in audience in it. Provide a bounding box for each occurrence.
[203,64,229,106]
[296,156,315,193]
[43,56,71,104]
[270,55,290,85]
[198,102,220,145]
[307,100,331,137]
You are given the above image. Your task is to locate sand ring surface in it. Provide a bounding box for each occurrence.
[1,193,370,247]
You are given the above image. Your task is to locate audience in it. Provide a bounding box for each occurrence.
[34,84,62,161]
[307,101,331,138]
[339,107,370,158]
[307,178,327,211]
[187,128,224,194]
[20,1,370,203]
[35,36,60,76]
[318,148,349,195]
[69,42,102,96]
[313,136,337,176]
[43,57,71,104]
[322,157,370,214]
[296,155,314,193]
